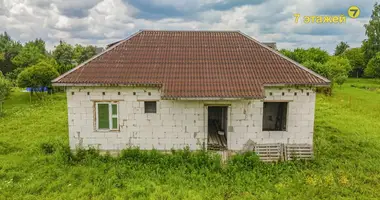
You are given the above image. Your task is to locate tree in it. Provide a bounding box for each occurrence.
[323,56,352,86]
[0,32,22,74]
[11,40,47,69]
[17,61,59,98]
[364,52,380,78]
[302,60,330,78]
[334,42,349,56]
[73,44,97,64]
[27,38,46,55]
[9,56,59,83]
[279,49,297,61]
[280,48,330,64]
[53,41,74,74]
[301,47,330,64]
[0,71,11,115]
[362,3,380,64]
[341,48,365,77]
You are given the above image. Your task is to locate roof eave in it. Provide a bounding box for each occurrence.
[52,83,163,87]
[263,83,331,87]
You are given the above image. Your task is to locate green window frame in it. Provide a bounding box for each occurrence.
[96,102,119,130]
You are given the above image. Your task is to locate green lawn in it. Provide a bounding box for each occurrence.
[0,79,380,199]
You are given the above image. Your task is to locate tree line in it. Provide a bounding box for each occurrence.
[279,3,380,88]
[0,34,100,106]
[0,35,99,83]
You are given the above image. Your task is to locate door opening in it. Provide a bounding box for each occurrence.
[207,106,228,150]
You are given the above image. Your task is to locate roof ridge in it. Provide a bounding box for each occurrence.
[237,31,331,83]
[52,30,143,83]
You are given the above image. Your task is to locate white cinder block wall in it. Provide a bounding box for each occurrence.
[66,86,316,151]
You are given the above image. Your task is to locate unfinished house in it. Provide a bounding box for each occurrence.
[52,30,330,161]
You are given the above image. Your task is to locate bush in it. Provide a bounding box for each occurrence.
[17,61,59,98]
[303,57,351,88]
[4,68,22,86]
[324,56,351,86]
[0,72,12,115]
[280,48,329,64]
[335,75,347,86]
[228,151,262,170]
[364,52,380,78]
[302,60,330,78]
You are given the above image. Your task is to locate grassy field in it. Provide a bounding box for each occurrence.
[0,79,380,199]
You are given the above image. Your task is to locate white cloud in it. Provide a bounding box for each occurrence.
[0,0,376,53]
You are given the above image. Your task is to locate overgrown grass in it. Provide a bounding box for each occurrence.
[0,79,380,199]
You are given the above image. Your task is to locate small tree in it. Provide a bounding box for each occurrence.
[341,48,365,77]
[334,42,349,56]
[0,32,22,75]
[53,41,74,74]
[17,61,59,99]
[302,60,331,78]
[280,48,329,64]
[0,71,11,115]
[364,52,380,78]
[334,75,347,87]
[323,56,352,86]
[11,41,46,69]
[73,44,97,64]
[362,3,380,64]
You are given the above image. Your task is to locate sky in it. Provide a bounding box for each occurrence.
[0,0,377,53]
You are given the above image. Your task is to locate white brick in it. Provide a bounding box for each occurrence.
[173,114,186,120]
[66,86,316,151]
[160,101,174,108]
[183,108,195,114]
[185,114,198,120]
[160,108,170,114]
[234,126,248,133]
[161,114,173,120]
[232,114,246,120]
[170,108,182,114]
[301,114,314,121]
[127,114,135,120]
[269,131,283,139]
[240,120,254,127]
[135,114,147,121]
[147,114,160,120]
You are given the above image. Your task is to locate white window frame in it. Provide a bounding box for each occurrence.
[95,102,119,131]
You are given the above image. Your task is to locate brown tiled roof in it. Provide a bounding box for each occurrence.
[53,30,330,98]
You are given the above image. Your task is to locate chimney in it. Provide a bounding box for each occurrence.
[262,42,277,50]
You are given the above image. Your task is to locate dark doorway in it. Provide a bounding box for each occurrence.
[207,106,228,150]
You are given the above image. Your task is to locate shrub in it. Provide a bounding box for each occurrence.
[280,48,329,64]
[228,151,261,170]
[0,72,12,115]
[17,61,59,98]
[324,57,351,87]
[40,142,56,154]
[302,60,331,78]
[364,52,380,78]
[335,75,347,87]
